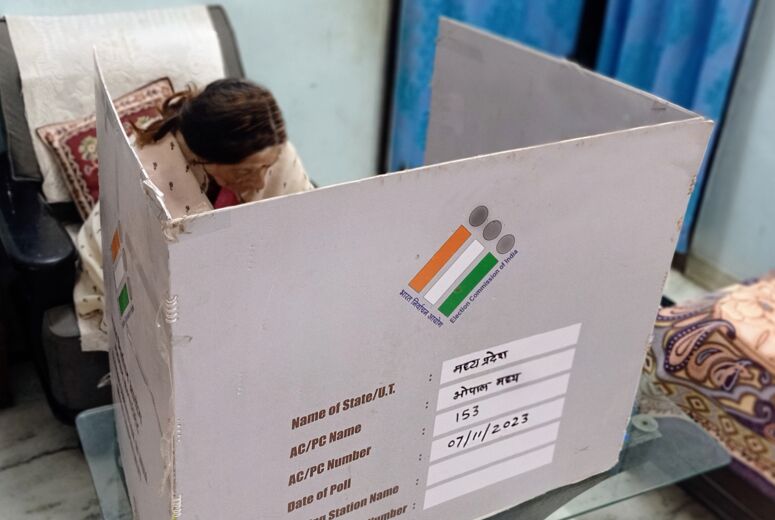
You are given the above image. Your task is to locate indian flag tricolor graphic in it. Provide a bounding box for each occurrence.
[111,228,132,317]
[410,225,499,317]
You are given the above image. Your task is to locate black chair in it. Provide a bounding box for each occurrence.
[0,5,245,421]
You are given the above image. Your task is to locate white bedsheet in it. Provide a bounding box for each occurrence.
[7,5,226,202]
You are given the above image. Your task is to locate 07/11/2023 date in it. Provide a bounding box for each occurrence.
[448,411,530,449]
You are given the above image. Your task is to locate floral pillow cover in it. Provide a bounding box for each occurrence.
[36,78,174,219]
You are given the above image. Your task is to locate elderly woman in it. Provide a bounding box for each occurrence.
[76,79,313,349]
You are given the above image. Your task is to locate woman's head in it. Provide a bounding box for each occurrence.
[137,78,287,193]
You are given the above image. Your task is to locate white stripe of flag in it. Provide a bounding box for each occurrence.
[425,240,484,304]
[114,252,126,290]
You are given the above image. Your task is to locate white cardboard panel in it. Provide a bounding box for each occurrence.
[166,117,710,519]
[426,19,695,165]
[95,57,174,520]
[98,19,712,520]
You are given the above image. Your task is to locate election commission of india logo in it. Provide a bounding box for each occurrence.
[400,206,519,326]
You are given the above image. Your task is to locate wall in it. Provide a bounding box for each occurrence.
[0,0,391,186]
[690,1,775,280]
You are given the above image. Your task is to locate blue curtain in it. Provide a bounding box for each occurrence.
[597,0,753,254]
[388,0,585,172]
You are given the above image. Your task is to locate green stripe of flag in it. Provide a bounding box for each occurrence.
[439,253,498,317]
[118,284,130,314]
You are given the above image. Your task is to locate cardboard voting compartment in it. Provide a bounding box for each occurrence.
[96,19,712,520]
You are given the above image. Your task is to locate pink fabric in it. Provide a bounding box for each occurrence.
[214,187,240,208]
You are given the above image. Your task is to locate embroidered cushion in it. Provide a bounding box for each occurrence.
[36,78,173,219]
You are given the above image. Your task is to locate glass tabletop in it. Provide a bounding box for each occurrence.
[76,405,132,520]
[544,412,729,520]
[76,385,730,519]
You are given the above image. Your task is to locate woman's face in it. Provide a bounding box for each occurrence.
[207,144,282,194]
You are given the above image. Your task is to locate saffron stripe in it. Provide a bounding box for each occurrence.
[439,253,498,317]
[111,230,121,262]
[409,226,471,292]
[425,240,483,304]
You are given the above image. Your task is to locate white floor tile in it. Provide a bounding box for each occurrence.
[0,363,99,519]
[663,269,708,304]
